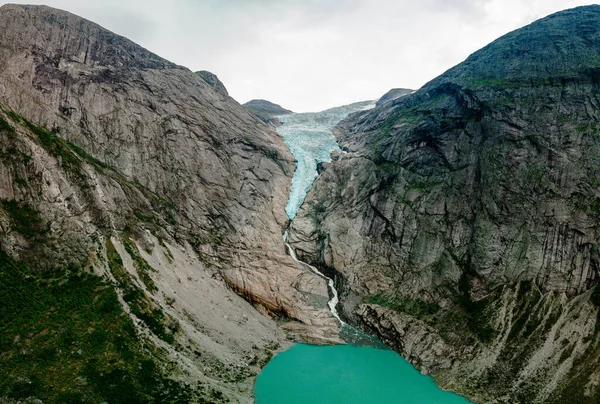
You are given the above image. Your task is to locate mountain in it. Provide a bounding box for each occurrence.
[243,99,293,126]
[196,70,229,96]
[289,5,600,403]
[0,4,337,403]
[376,88,413,107]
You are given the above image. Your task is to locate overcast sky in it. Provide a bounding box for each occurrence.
[0,0,596,111]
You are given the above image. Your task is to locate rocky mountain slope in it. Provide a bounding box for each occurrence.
[243,99,293,126]
[289,5,600,403]
[196,70,230,97]
[376,88,413,107]
[0,4,338,403]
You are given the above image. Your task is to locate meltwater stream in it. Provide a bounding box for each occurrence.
[283,229,342,322]
[254,102,471,404]
[279,101,375,327]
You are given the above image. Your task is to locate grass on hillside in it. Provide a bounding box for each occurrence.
[0,252,194,403]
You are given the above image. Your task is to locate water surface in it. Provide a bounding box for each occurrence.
[255,102,471,404]
[255,344,471,404]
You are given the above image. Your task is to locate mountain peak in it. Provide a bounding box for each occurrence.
[376,88,414,107]
[428,4,600,90]
[0,3,176,69]
[243,99,293,125]
[195,70,229,96]
[243,99,293,115]
[291,5,600,402]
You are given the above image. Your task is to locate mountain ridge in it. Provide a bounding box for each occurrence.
[243,99,293,126]
[0,4,338,403]
[289,5,600,403]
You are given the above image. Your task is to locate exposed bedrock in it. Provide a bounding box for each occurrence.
[0,4,336,403]
[289,5,600,403]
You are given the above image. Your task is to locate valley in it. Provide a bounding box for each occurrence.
[1,3,600,404]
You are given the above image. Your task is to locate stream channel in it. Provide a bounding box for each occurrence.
[254,102,471,404]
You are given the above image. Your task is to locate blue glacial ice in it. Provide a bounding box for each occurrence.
[277,101,374,219]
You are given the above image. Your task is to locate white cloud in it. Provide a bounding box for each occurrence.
[0,0,596,111]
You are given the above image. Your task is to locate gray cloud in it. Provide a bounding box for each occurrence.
[0,0,596,111]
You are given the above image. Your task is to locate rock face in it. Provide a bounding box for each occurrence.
[289,5,600,403]
[243,99,293,126]
[0,4,337,403]
[196,70,229,96]
[376,88,413,107]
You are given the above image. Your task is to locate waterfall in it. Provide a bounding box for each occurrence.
[256,102,472,404]
[283,230,342,323]
[277,101,374,327]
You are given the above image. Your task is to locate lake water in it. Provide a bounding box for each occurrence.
[254,344,471,404]
[254,102,471,404]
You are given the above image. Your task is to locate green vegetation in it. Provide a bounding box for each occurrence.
[376,162,398,174]
[210,136,222,149]
[8,112,113,181]
[457,273,496,343]
[127,181,177,227]
[157,236,174,264]
[0,251,192,403]
[0,117,15,135]
[0,199,47,241]
[582,54,600,69]
[0,115,20,163]
[23,120,85,178]
[461,282,570,400]
[133,209,156,224]
[379,109,426,136]
[591,284,600,307]
[550,333,600,403]
[464,77,523,89]
[407,180,441,191]
[65,138,113,172]
[366,293,441,318]
[122,235,158,293]
[5,110,23,125]
[6,112,179,231]
[106,239,178,343]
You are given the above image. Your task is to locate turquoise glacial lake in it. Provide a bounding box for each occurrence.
[254,344,470,404]
[260,102,471,404]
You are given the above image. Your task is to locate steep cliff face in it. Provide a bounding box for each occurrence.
[196,70,230,96]
[289,5,600,403]
[0,4,337,403]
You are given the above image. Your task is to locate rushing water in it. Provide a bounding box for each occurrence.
[283,229,342,322]
[254,102,472,404]
[279,101,373,326]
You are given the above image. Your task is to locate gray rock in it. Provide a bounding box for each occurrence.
[196,70,229,96]
[290,5,600,403]
[376,88,413,107]
[243,99,293,126]
[0,3,338,402]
